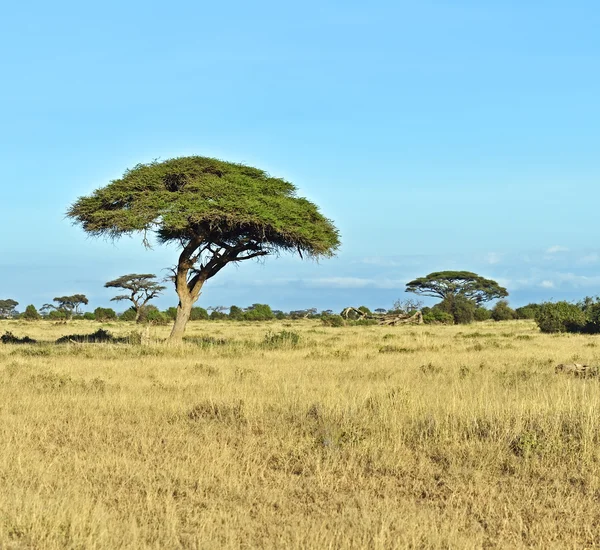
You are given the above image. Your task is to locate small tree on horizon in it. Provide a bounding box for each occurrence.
[41,295,89,320]
[104,274,166,323]
[67,156,339,340]
[406,271,508,306]
[0,299,19,318]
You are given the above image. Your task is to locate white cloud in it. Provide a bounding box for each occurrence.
[486,252,502,265]
[540,280,555,289]
[546,245,569,254]
[307,277,407,289]
[579,253,600,265]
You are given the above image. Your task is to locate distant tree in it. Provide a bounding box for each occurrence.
[22,304,41,321]
[67,156,340,341]
[228,305,244,320]
[104,274,166,323]
[164,307,178,320]
[41,295,89,319]
[491,300,516,321]
[94,307,117,322]
[209,310,228,320]
[374,308,387,314]
[119,308,137,322]
[83,312,96,320]
[406,271,508,306]
[0,299,19,318]
[190,307,209,321]
[273,310,287,320]
[244,303,274,321]
[535,302,587,334]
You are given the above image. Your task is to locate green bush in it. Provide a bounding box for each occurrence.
[491,300,516,321]
[94,307,117,321]
[244,304,275,321]
[263,330,301,348]
[83,312,96,321]
[228,305,244,320]
[435,295,475,324]
[190,307,209,321]
[47,310,66,320]
[145,309,169,325]
[164,307,178,320]
[22,305,41,321]
[119,308,137,321]
[321,314,345,327]
[515,303,541,320]
[535,302,587,333]
[582,303,600,334]
[423,310,454,324]
[474,307,492,321]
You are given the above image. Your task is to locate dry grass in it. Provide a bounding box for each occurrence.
[1,319,600,549]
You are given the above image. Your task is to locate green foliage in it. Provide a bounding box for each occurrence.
[491,300,516,322]
[67,156,340,257]
[105,274,165,316]
[406,271,508,305]
[423,310,454,325]
[357,305,372,316]
[83,312,96,320]
[535,302,587,333]
[94,307,117,322]
[434,295,475,324]
[22,305,41,321]
[144,308,169,325]
[210,310,228,320]
[582,302,600,334]
[243,303,274,321]
[47,310,67,320]
[228,305,244,321]
[473,307,492,321]
[321,314,345,327]
[515,303,542,320]
[119,308,137,322]
[164,307,178,320]
[190,307,209,321]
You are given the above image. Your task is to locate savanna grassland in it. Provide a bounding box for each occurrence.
[1,319,600,549]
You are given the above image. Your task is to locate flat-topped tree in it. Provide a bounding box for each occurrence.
[105,274,166,323]
[41,294,89,319]
[0,299,19,318]
[67,156,340,340]
[406,271,508,306]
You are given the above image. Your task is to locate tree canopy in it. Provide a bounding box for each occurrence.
[42,295,89,319]
[0,299,19,318]
[67,156,340,339]
[406,271,508,305]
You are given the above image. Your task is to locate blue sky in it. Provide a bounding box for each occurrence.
[1,0,599,312]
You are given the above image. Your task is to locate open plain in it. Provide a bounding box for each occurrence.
[1,319,600,549]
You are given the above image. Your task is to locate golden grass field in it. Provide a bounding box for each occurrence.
[1,319,600,549]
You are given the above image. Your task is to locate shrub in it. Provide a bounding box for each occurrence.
[435,295,475,324]
[321,314,345,327]
[228,305,244,321]
[190,307,209,321]
[145,309,169,325]
[535,302,587,333]
[94,307,117,321]
[22,305,41,321]
[209,310,228,320]
[244,304,275,321]
[83,312,96,321]
[491,300,516,321]
[423,311,454,325]
[47,310,66,320]
[119,308,137,321]
[474,307,492,321]
[164,307,178,320]
[1,331,37,344]
[515,303,541,320]
[55,329,121,344]
[582,303,600,334]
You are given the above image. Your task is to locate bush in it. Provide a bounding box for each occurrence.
[515,303,541,320]
[210,310,228,320]
[423,311,454,325]
[119,308,137,321]
[145,309,169,325]
[164,307,178,320]
[244,304,275,321]
[47,310,67,320]
[473,307,492,321]
[22,305,41,321]
[535,302,587,333]
[1,331,37,344]
[94,307,117,321]
[55,329,122,344]
[83,312,96,320]
[321,314,345,327]
[582,303,600,334]
[190,307,209,321]
[228,305,244,321]
[491,300,516,321]
[435,295,475,324]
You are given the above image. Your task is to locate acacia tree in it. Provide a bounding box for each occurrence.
[0,299,19,318]
[41,295,89,319]
[67,156,340,340]
[105,274,166,322]
[406,271,508,305]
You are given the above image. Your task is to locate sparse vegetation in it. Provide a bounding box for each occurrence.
[1,318,599,548]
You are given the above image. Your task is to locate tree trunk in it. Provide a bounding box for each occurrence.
[169,296,194,341]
